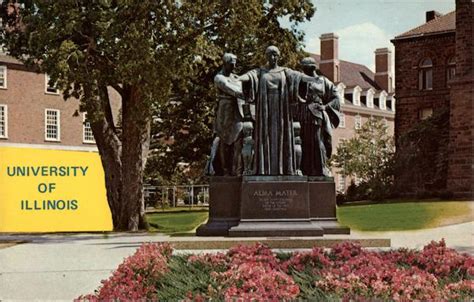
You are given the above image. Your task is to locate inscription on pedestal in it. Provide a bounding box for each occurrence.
[241,182,309,219]
[255,190,298,212]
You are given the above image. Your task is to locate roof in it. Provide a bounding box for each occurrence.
[394,11,455,40]
[309,54,380,91]
[0,53,23,64]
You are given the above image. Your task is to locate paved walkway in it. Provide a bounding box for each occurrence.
[0,221,472,301]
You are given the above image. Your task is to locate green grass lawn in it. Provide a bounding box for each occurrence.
[337,201,473,231]
[147,210,208,235]
[146,201,473,235]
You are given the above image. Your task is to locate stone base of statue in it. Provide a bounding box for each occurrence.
[196,176,241,236]
[308,177,350,234]
[197,176,349,237]
[227,176,349,237]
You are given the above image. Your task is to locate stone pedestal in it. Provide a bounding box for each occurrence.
[196,176,241,236]
[308,177,350,234]
[197,176,349,237]
[229,176,324,237]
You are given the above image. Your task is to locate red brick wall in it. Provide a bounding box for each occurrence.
[447,0,474,197]
[393,33,455,148]
[0,62,122,148]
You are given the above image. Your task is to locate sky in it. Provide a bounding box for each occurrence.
[287,0,455,71]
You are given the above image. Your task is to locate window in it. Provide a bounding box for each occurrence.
[0,104,7,138]
[366,89,374,108]
[337,174,346,193]
[355,115,362,129]
[339,112,346,128]
[419,58,433,90]
[45,109,60,141]
[83,113,95,143]
[0,66,7,89]
[353,87,361,106]
[337,83,346,104]
[446,57,456,86]
[379,91,387,110]
[419,108,433,120]
[45,74,59,94]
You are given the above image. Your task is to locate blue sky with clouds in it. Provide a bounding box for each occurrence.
[288,0,455,71]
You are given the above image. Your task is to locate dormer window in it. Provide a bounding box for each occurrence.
[362,89,375,108]
[337,83,346,104]
[419,58,433,90]
[378,91,387,110]
[347,86,362,106]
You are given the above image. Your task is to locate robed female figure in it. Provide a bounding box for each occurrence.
[239,46,305,175]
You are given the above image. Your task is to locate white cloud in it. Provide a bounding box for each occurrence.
[304,22,394,72]
[337,22,394,71]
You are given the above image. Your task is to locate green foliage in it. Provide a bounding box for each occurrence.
[331,117,395,200]
[337,201,472,231]
[145,0,315,183]
[155,255,222,301]
[393,108,450,196]
[0,1,315,227]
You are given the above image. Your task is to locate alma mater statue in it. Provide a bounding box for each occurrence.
[238,46,307,175]
[208,47,341,177]
[199,47,348,237]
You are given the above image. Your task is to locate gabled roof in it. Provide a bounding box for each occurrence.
[309,54,381,91]
[394,11,455,40]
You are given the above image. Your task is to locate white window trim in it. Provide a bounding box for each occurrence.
[0,104,7,138]
[378,90,388,110]
[337,83,346,104]
[339,112,346,128]
[0,66,7,89]
[45,74,60,95]
[347,86,362,106]
[362,88,375,108]
[45,108,61,141]
[83,113,95,144]
[355,114,362,130]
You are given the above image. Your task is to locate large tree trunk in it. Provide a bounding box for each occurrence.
[88,84,150,231]
[120,85,151,231]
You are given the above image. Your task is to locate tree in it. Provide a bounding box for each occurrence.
[145,1,315,184]
[331,117,395,200]
[1,0,314,230]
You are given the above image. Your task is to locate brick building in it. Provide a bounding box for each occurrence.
[310,33,396,193]
[0,54,121,152]
[392,0,473,197]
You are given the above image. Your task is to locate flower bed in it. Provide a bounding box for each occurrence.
[77,240,473,301]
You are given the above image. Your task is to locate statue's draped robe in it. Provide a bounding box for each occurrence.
[243,67,303,175]
[294,75,341,176]
[206,71,244,176]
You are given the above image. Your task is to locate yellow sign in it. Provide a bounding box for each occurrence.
[0,147,113,232]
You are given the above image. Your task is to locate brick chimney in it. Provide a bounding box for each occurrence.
[426,10,442,22]
[319,33,340,82]
[374,48,393,93]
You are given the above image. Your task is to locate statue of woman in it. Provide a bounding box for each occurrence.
[238,46,305,175]
[296,57,341,176]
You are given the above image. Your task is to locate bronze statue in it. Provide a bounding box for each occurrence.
[296,56,341,176]
[238,46,307,175]
[206,53,245,176]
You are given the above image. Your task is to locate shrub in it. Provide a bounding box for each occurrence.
[78,240,474,301]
